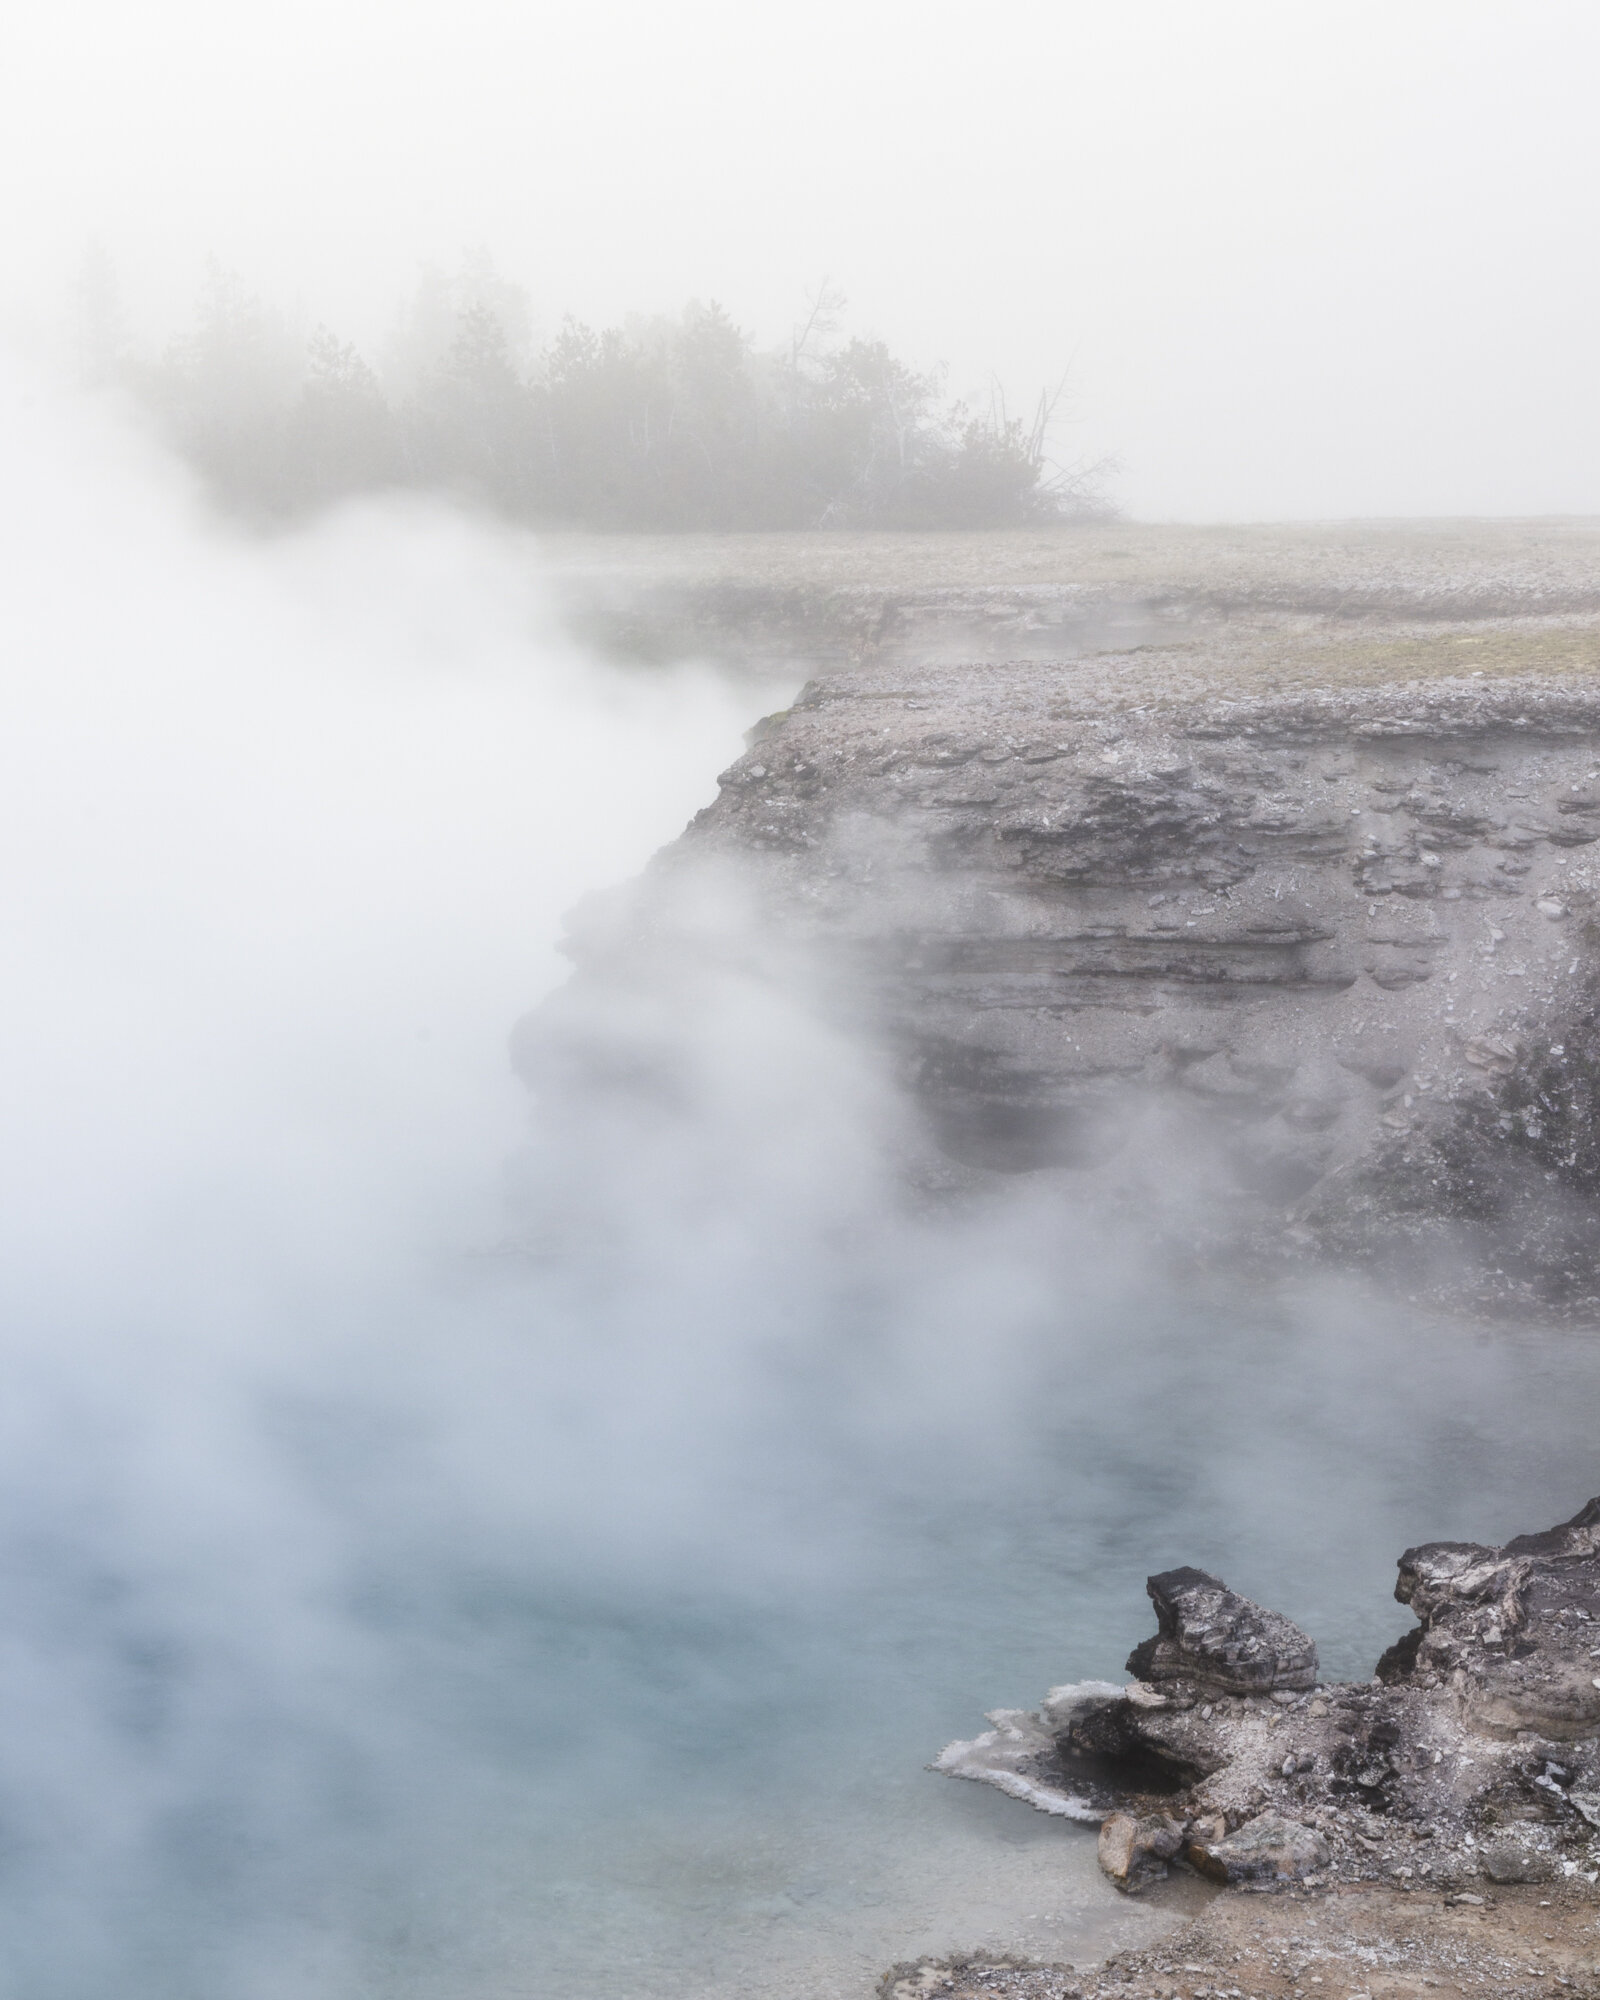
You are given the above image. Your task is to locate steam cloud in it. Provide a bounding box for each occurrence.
[0,364,1598,1997]
[0,360,766,1993]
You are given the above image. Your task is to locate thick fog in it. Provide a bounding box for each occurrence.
[0,364,1598,1996]
[0,366,761,1989]
[6,0,1600,518]
[4,9,1600,1990]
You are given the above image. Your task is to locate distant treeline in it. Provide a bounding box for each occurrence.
[78,254,1110,530]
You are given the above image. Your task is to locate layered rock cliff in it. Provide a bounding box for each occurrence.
[697,668,1600,1293]
[535,524,1600,1305]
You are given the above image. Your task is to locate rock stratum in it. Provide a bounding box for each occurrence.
[703,671,1600,1298]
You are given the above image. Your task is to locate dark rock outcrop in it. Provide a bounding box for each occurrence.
[1125,1568,1319,1695]
[1380,1494,1600,1740]
[936,1498,1600,1897]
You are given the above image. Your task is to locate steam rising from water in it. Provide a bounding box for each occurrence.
[0,363,765,1992]
[1,367,1598,1997]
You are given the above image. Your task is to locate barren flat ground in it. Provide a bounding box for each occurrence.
[884,1879,1600,2000]
[541,520,1600,600]
[544,520,1600,699]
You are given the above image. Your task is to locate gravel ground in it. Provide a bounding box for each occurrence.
[540,520,1600,689]
[540,522,1600,614]
[880,1879,1600,2000]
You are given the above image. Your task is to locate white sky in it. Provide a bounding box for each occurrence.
[4,0,1599,518]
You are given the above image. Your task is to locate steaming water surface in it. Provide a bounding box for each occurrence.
[2,373,1599,1999]
[491,1300,1600,1998]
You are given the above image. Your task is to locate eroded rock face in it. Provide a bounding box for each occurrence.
[1126,1568,1319,1696]
[1380,1495,1600,1740]
[616,660,1600,1304]
[936,1499,1600,1897]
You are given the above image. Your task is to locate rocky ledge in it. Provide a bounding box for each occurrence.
[535,529,1600,1304]
[936,1497,1600,1899]
[681,664,1600,1305]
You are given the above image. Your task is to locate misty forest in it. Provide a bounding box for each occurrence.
[80,253,1100,528]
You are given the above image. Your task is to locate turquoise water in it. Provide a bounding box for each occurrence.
[0,1237,1580,1998]
[445,1275,1600,1998]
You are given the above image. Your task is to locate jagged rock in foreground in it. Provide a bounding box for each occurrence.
[1380,1495,1600,1739]
[936,1497,1600,1902]
[1126,1568,1319,1695]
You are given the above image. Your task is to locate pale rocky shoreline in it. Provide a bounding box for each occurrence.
[877,1877,1600,2000]
[922,1496,1600,1995]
